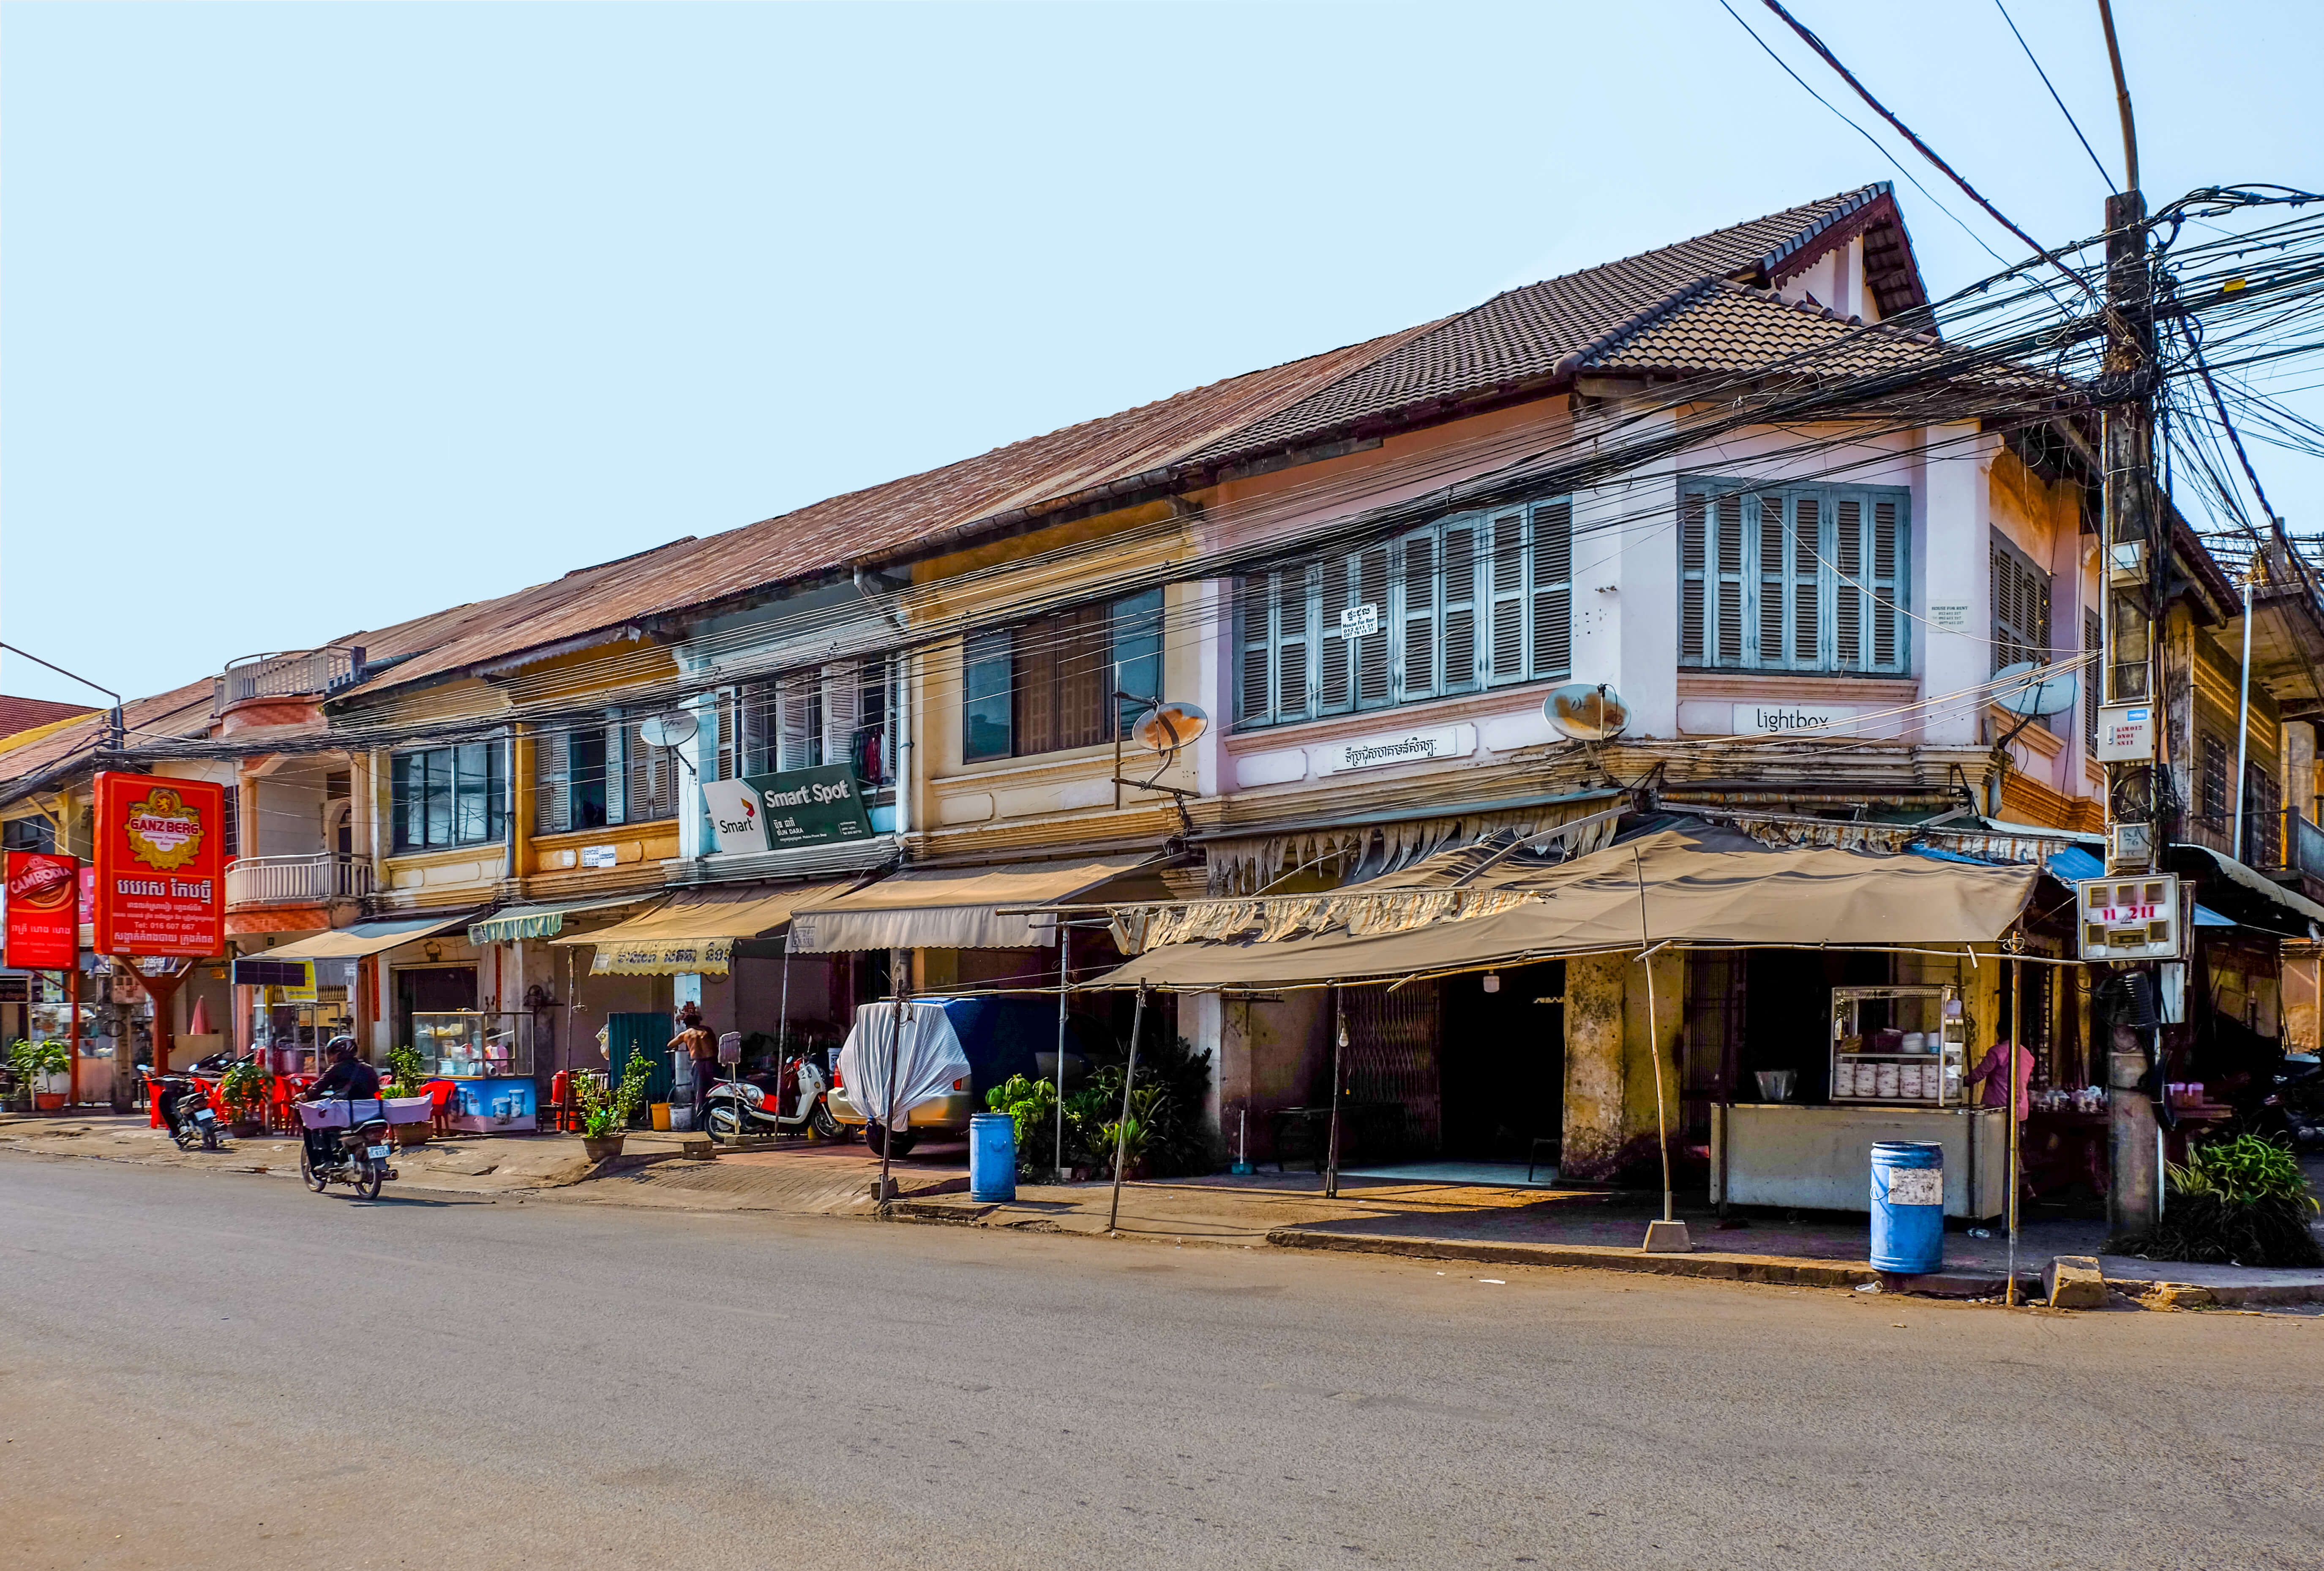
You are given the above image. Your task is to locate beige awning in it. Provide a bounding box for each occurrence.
[263,913,477,962]
[1094,822,2038,991]
[786,856,1157,953]
[548,881,857,975]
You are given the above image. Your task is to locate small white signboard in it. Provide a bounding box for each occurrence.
[1929,602,1971,633]
[1732,702,1863,736]
[2095,703,2155,762]
[579,845,618,869]
[1339,603,1381,638]
[1316,724,1473,775]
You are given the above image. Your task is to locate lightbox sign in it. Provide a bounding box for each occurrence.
[701,765,873,854]
[93,772,226,958]
[4,851,80,969]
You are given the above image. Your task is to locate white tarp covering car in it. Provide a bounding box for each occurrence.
[836,1001,974,1132]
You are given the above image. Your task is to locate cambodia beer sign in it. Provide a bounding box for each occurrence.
[4,851,80,969]
[93,772,226,957]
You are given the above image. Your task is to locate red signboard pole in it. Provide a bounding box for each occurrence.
[66,962,80,1108]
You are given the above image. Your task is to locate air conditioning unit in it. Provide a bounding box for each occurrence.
[2077,873,2182,961]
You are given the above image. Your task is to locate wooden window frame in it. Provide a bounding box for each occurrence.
[1678,477,1909,676]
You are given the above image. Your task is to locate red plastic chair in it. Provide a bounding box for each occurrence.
[424,1079,456,1135]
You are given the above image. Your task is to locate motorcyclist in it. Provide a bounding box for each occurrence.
[301,1038,381,1170]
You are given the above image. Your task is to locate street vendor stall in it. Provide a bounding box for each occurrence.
[413,1010,537,1131]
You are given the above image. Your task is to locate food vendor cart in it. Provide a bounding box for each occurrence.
[1711,983,2009,1220]
[413,1010,538,1132]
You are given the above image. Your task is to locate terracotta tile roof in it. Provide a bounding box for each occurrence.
[0,678,215,790]
[0,695,96,746]
[1580,278,1948,379]
[1189,185,1902,460]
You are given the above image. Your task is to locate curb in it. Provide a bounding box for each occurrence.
[1265,1227,1882,1288]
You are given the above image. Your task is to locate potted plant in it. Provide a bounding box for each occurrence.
[577,1048,657,1162]
[385,1045,434,1146]
[10,1038,71,1113]
[218,1057,273,1135]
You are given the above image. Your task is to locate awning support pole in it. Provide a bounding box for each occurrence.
[1107,986,1147,1231]
[1054,920,1071,1182]
[1324,985,1344,1201]
[877,989,903,1210]
[2006,950,2024,1307]
[1634,847,1685,1251]
[777,933,793,1067]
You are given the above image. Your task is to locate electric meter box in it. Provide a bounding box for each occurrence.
[2095,703,2155,762]
[2076,873,2183,961]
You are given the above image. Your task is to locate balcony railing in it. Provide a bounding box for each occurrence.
[226,853,374,908]
[2279,809,2324,885]
[213,646,366,713]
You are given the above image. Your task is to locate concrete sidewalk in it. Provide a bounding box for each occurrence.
[894,1167,2324,1308]
[12,1111,2318,1307]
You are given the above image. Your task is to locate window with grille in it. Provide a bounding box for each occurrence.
[1236,498,1571,728]
[2245,762,2282,868]
[2200,735,2230,828]
[1678,480,1907,674]
[961,592,1161,761]
[393,742,506,851]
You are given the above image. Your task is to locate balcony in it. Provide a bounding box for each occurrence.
[226,853,374,909]
[212,647,366,717]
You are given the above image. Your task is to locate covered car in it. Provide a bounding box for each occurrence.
[829,997,1115,1155]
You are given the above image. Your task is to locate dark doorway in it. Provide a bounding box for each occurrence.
[1741,949,1889,1104]
[1437,960,1565,1162]
[394,965,476,1054]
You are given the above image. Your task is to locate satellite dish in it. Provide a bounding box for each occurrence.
[1131,701,1209,754]
[637,710,699,749]
[1991,661,2079,717]
[1545,683,1628,742]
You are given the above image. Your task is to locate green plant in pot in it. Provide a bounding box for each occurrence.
[11,1037,71,1112]
[218,1057,273,1133]
[386,1044,433,1144]
[576,1048,657,1160]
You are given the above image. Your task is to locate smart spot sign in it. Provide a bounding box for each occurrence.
[701,765,874,854]
[93,772,226,958]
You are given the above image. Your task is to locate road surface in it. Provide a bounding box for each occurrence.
[3,1154,2316,1570]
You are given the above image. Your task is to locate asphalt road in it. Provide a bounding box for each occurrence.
[3,1155,2317,1571]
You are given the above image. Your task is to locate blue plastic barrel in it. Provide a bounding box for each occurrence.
[969,1112,1017,1202]
[1869,1140,1945,1274]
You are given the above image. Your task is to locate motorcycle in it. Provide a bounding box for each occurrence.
[297,1098,399,1200]
[703,1053,844,1143]
[149,1071,230,1152]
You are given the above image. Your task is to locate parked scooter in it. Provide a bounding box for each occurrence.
[298,1101,399,1200]
[148,1071,230,1152]
[703,1053,843,1143]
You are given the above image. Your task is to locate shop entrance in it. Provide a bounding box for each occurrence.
[393,965,475,1054]
[1436,960,1566,1163]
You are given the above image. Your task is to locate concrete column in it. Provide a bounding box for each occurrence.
[1188,991,1225,1146]
[2108,1038,2160,1236]
[1561,953,1629,1181]
[1570,405,1678,738]
[1919,423,1992,744]
[2282,721,2316,825]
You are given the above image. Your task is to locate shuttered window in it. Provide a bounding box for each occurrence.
[1991,531,2055,731]
[532,716,680,835]
[961,594,1161,761]
[2084,610,2103,753]
[1234,497,1572,728]
[736,659,896,778]
[1679,479,1908,674]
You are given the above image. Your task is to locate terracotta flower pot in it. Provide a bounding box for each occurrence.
[393,1124,433,1147]
[33,1092,65,1112]
[582,1134,626,1162]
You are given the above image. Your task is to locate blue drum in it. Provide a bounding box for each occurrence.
[1870,1140,1945,1274]
[969,1112,1017,1203]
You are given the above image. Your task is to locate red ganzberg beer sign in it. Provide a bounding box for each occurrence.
[93,772,225,957]
[4,850,80,969]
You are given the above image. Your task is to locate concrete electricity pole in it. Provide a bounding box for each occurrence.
[2096,0,2163,1236]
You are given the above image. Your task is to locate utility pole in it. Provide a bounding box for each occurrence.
[2096,0,2162,1236]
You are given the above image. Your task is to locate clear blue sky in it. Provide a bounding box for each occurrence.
[5,1,2319,708]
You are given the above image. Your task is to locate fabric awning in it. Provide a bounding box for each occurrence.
[787,856,1157,953]
[264,913,477,962]
[548,881,856,975]
[468,895,655,946]
[1094,821,2039,991]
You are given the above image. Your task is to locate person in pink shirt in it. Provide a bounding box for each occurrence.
[1968,1039,2035,1120]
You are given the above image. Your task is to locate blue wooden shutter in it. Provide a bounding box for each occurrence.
[1871,497,1904,671]
[1680,491,1708,664]
[1278,568,1314,722]
[1441,516,1480,692]
[1754,491,1786,666]
[1530,499,1572,678]
[1834,498,1865,670]
[1792,495,1824,668]
[1399,529,1436,700]
[1713,492,1747,666]
[1320,556,1353,713]
[1236,576,1273,725]
[1484,506,1528,684]
[1354,544,1392,706]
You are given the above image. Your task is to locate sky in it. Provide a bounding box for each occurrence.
[5,0,2321,710]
